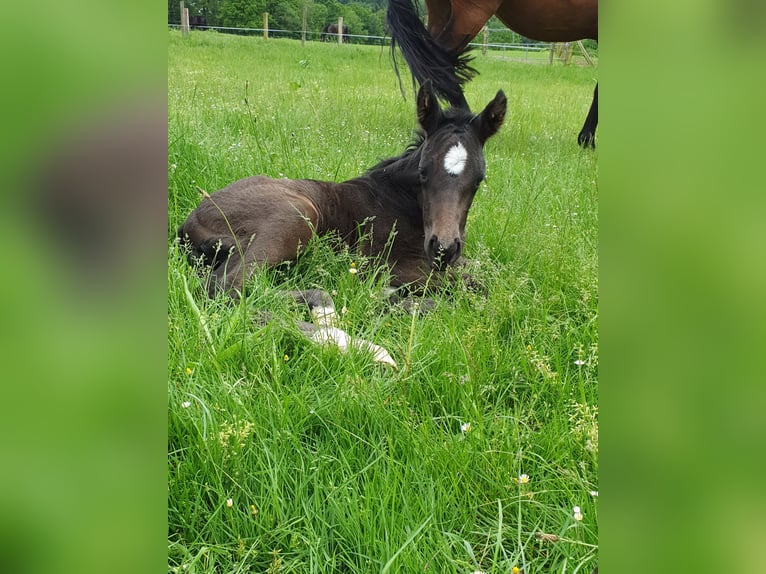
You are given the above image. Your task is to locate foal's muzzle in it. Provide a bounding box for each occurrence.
[426,235,462,268]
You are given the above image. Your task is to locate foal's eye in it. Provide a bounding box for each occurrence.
[418,166,429,181]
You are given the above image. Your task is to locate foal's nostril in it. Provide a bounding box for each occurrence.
[427,235,462,268]
[451,238,462,261]
[443,238,461,264]
[426,235,438,259]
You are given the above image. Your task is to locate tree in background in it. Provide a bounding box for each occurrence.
[168,0,386,38]
[307,2,329,34]
[339,6,362,38]
[266,0,305,31]
[315,0,342,23]
[219,0,266,28]
[169,0,222,26]
[168,0,181,25]
[198,0,222,26]
[346,2,384,37]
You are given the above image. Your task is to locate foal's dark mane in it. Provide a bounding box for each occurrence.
[354,105,477,201]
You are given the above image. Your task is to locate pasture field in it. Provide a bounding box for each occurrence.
[168,29,597,573]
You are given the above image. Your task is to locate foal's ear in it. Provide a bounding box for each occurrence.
[417,80,443,134]
[475,90,507,142]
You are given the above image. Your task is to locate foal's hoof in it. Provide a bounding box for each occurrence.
[388,293,436,315]
[402,298,436,315]
[365,343,398,368]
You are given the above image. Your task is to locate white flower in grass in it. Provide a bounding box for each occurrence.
[513,473,530,485]
[574,359,586,366]
[460,422,472,434]
[589,490,598,497]
[573,505,583,521]
[181,401,191,409]
[226,498,233,508]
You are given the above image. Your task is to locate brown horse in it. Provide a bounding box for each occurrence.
[178,81,506,299]
[387,0,598,147]
[320,22,349,42]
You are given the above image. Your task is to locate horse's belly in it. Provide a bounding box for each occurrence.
[496,0,597,42]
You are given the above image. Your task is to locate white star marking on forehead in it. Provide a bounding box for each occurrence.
[443,142,468,176]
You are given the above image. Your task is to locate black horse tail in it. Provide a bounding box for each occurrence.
[386,0,476,109]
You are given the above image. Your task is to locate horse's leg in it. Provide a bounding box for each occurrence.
[286,289,397,367]
[210,201,318,297]
[433,0,503,53]
[204,232,262,297]
[424,0,452,38]
[387,287,437,315]
[577,83,598,148]
[386,260,440,314]
[287,289,338,325]
[386,256,484,312]
[207,251,242,297]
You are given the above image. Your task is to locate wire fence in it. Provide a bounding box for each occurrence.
[168,23,596,66]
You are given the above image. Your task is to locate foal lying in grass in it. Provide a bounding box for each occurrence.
[179,81,507,365]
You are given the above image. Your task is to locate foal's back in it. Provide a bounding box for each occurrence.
[179,176,325,295]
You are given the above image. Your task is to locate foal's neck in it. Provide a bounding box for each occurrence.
[347,147,422,202]
[315,148,423,241]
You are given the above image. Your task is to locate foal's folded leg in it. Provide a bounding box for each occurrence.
[206,251,242,297]
[304,323,397,368]
[384,282,437,316]
[286,289,338,326]
[208,240,267,298]
[286,289,397,368]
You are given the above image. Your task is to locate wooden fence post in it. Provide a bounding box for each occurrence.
[549,43,555,65]
[301,5,307,46]
[482,26,489,55]
[576,40,595,66]
[338,16,343,45]
[563,42,572,64]
[180,1,189,36]
[263,13,269,40]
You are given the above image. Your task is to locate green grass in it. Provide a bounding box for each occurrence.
[481,45,597,67]
[168,29,597,573]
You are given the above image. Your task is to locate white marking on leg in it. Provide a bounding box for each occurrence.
[443,142,468,175]
[309,326,397,368]
[310,305,337,326]
[310,326,350,351]
[354,339,397,368]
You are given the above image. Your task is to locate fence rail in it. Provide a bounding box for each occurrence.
[168,24,596,65]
